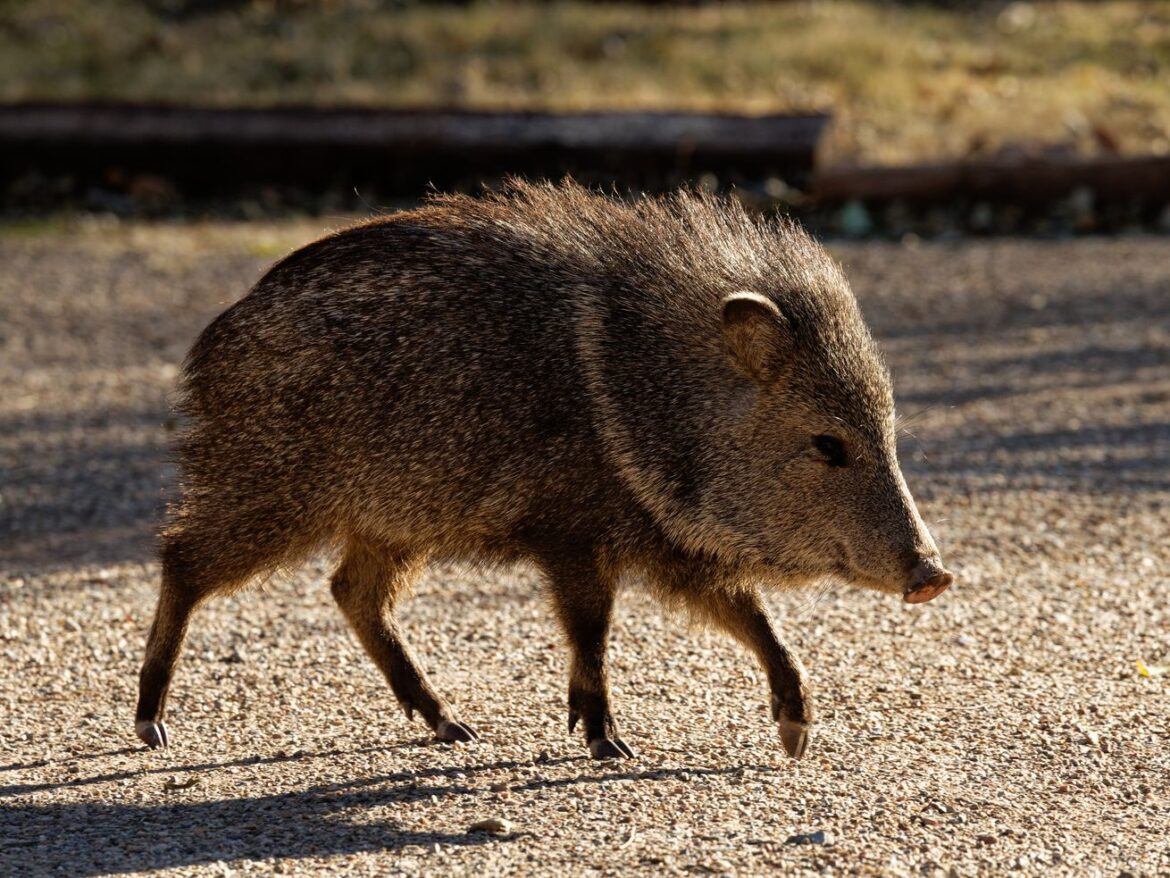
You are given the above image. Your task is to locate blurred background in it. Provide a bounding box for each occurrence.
[2,0,1169,233]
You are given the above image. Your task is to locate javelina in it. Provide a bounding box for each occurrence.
[135,180,953,760]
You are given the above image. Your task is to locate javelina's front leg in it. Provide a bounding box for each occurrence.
[697,587,814,759]
[537,552,634,760]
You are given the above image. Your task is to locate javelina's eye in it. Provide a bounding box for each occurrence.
[812,434,848,467]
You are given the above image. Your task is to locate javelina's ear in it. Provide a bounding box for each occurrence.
[721,291,787,382]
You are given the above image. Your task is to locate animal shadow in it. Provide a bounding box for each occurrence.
[0,747,746,875]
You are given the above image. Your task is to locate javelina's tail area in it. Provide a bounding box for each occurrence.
[137,277,338,746]
[135,446,333,748]
[135,509,328,747]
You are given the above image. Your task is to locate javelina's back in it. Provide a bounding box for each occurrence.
[136,180,953,759]
[177,201,608,568]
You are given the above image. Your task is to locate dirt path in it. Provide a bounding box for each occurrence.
[1,226,1168,876]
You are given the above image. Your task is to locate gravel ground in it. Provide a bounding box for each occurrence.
[1,223,1168,876]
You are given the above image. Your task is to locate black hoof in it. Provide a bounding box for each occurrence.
[435,719,479,743]
[589,737,635,759]
[135,720,169,749]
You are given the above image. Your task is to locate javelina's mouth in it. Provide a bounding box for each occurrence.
[903,571,953,604]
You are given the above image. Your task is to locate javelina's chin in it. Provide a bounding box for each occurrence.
[833,563,906,598]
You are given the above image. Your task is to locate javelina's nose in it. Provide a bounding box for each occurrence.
[904,560,954,604]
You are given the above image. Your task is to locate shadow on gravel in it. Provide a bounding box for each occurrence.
[0,745,414,798]
[871,283,1170,341]
[883,289,1170,495]
[0,752,744,875]
[901,419,1170,495]
[0,749,138,776]
[897,342,1170,409]
[0,797,517,875]
[0,403,170,572]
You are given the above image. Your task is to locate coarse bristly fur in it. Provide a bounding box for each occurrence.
[135,178,953,761]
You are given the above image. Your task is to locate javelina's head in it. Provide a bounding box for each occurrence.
[481,181,949,600]
[708,283,952,604]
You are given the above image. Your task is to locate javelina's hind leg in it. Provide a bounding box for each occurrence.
[135,585,195,749]
[690,586,814,759]
[135,532,244,749]
[330,540,477,743]
[538,553,633,760]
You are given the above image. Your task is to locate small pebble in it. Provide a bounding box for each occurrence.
[468,817,512,835]
[785,830,833,846]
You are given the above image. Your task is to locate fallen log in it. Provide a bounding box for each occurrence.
[0,102,830,196]
[812,155,1170,206]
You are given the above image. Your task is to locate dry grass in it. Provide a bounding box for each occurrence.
[0,213,355,257]
[2,1,1168,164]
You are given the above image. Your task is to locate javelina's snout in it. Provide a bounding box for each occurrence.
[903,558,954,604]
[849,464,954,604]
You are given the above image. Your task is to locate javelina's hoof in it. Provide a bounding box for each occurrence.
[136,720,169,749]
[588,737,635,760]
[777,720,810,759]
[435,719,479,743]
